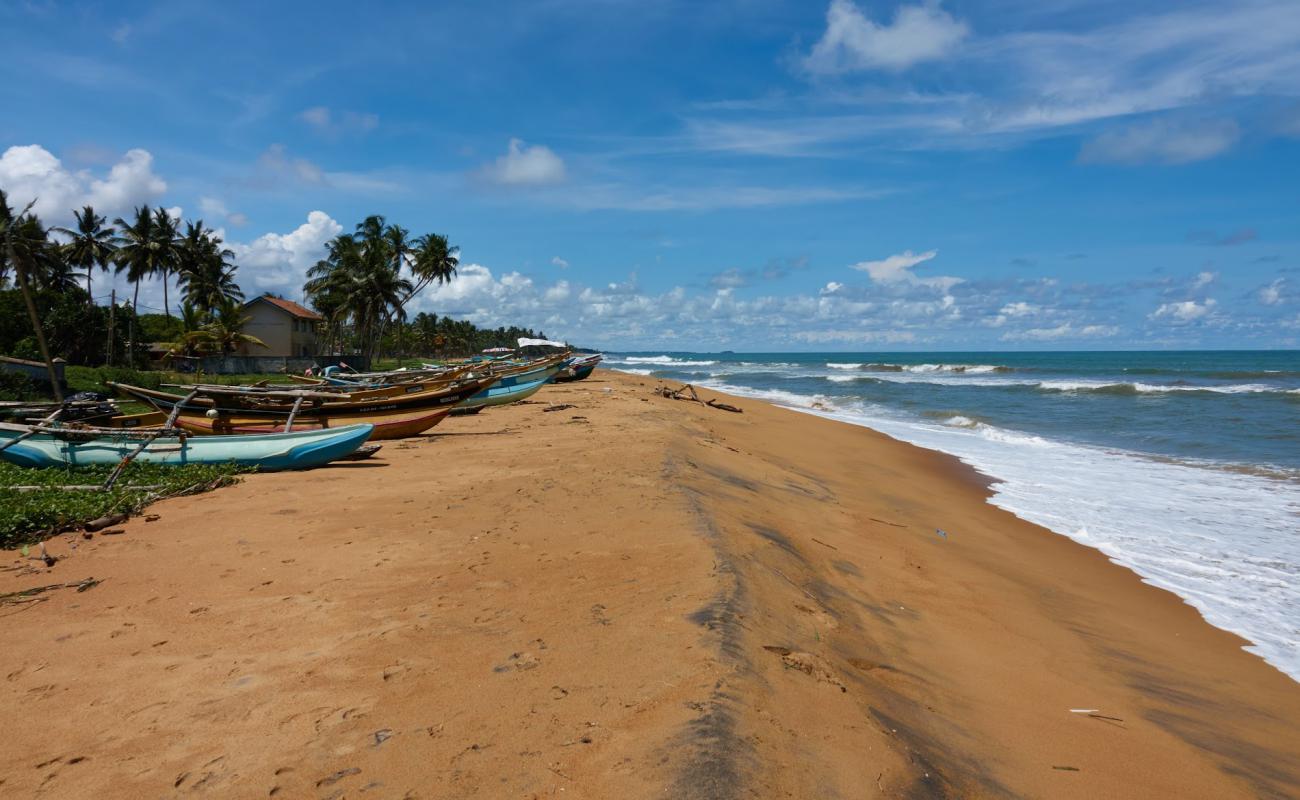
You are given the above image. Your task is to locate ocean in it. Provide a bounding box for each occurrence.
[605,351,1300,681]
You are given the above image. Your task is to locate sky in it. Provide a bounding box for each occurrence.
[1,0,1298,351]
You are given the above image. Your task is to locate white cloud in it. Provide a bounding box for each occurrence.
[550,256,570,269]
[1191,270,1217,289]
[481,138,566,186]
[1259,278,1286,305]
[792,329,919,344]
[1079,118,1240,165]
[1150,298,1217,323]
[805,0,968,73]
[229,210,343,291]
[820,281,843,295]
[0,144,166,222]
[1001,323,1119,341]
[999,301,1037,317]
[849,248,961,290]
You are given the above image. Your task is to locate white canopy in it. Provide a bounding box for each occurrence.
[517,337,568,349]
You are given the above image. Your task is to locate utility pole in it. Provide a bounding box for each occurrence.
[107,288,116,366]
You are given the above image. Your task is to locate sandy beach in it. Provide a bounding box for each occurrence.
[1,369,1297,799]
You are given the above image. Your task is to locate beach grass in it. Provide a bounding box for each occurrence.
[0,461,248,548]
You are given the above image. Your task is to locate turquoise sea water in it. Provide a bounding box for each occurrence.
[606,351,1300,680]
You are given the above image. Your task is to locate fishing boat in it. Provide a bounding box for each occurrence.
[555,354,602,382]
[457,374,553,411]
[107,377,498,440]
[0,422,373,470]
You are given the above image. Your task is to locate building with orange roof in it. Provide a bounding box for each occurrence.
[239,294,324,358]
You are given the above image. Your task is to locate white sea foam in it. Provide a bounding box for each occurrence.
[1039,380,1285,395]
[827,362,863,370]
[619,355,718,366]
[696,378,1300,682]
[826,375,861,383]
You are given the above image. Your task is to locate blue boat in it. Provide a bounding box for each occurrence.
[0,422,373,471]
[457,375,554,409]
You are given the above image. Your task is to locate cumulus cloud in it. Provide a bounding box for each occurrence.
[1259,278,1286,306]
[804,0,968,73]
[1001,323,1119,341]
[1191,270,1217,289]
[0,144,166,222]
[1150,298,1217,323]
[481,139,566,186]
[792,329,919,344]
[229,210,343,291]
[550,256,569,269]
[999,301,1037,317]
[1079,118,1240,165]
[849,248,961,290]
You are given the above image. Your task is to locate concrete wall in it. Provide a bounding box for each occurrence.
[193,354,369,375]
[0,355,65,389]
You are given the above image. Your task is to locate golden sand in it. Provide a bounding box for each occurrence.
[2,370,1297,798]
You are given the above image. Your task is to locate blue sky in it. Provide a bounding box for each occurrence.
[2,0,1298,350]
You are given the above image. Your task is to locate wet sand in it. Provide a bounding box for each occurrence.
[2,370,1298,798]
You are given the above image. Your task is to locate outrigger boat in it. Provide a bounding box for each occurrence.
[0,421,373,470]
[106,376,499,440]
[555,354,602,382]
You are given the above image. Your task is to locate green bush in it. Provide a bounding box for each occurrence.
[0,461,248,548]
[0,371,43,401]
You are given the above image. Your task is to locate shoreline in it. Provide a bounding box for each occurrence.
[654,369,1300,683]
[2,370,1297,797]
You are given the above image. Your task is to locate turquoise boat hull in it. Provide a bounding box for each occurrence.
[0,423,373,471]
[458,376,551,408]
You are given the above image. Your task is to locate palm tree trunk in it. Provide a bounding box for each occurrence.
[86,270,93,306]
[9,252,63,401]
[162,269,171,320]
[129,280,140,367]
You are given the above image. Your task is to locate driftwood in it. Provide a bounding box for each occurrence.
[84,512,129,531]
[542,404,577,412]
[654,384,743,413]
[0,577,101,606]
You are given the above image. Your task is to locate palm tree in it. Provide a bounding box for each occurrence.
[189,296,267,355]
[304,228,412,360]
[177,221,242,315]
[10,214,77,292]
[410,233,459,295]
[151,206,182,320]
[53,206,117,304]
[113,205,158,361]
[0,190,63,398]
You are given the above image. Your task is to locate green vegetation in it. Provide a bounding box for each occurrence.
[3,191,571,381]
[0,461,248,548]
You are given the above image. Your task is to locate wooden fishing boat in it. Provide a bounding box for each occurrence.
[109,376,497,416]
[105,378,496,440]
[459,374,553,409]
[555,354,602,382]
[170,405,452,439]
[97,411,168,429]
[0,421,373,470]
